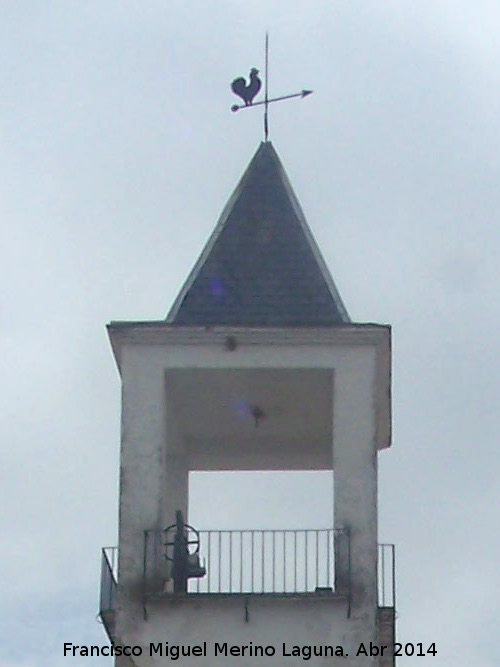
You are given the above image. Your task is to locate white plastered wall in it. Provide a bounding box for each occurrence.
[113,329,386,666]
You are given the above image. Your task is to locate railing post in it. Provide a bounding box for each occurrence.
[99,548,118,641]
[99,549,109,614]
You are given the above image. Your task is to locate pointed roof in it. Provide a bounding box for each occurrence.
[167,142,349,326]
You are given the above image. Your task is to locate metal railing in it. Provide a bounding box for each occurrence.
[102,535,394,606]
[193,528,345,594]
[378,543,396,608]
[144,528,348,596]
[99,546,118,614]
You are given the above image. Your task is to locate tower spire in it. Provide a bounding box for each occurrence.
[167,142,349,326]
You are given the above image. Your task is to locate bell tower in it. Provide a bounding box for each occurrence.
[100,142,394,666]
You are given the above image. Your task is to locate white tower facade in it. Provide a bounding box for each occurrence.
[100,143,394,666]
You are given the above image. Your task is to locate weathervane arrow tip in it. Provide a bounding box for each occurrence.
[301,89,313,98]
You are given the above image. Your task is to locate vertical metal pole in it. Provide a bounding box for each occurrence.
[261,531,265,593]
[294,531,297,592]
[327,530,331,589]
[315,531,319,589]
[207,531,212,593]
[283,531,287,592]
[240,531,243,593]
[218,531,222,593]
[229,531,232,593]
[251,530,255,594]
[382,545,386,606]
[264,32,269,141]
[197,552,201,593]
[100,550,107,611]
[272,531,276,593]
[196,535,201,593]
[304,530,309,592]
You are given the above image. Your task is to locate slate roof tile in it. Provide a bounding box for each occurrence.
[167,142,349,326]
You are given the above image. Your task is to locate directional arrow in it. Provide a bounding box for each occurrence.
[230,34,312,140]
[231,89,313,113]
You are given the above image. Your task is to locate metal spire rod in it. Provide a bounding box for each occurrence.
[229,36,313,128]
[264,32,269,141]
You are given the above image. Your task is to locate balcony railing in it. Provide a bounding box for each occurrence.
[143,527,348,597]
[99,546,118,615]
[193,528,343,594]
[100,534,395,611]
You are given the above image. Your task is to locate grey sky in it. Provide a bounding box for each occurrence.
[1,2,499,665]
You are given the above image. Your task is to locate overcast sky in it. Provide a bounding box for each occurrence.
[1,2,499,665]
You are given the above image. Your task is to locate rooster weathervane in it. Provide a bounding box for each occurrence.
[230,33,313,141]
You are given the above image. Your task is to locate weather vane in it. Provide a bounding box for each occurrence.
[230,33,313,141]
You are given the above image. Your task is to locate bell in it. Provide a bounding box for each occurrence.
[186,554,206,579]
